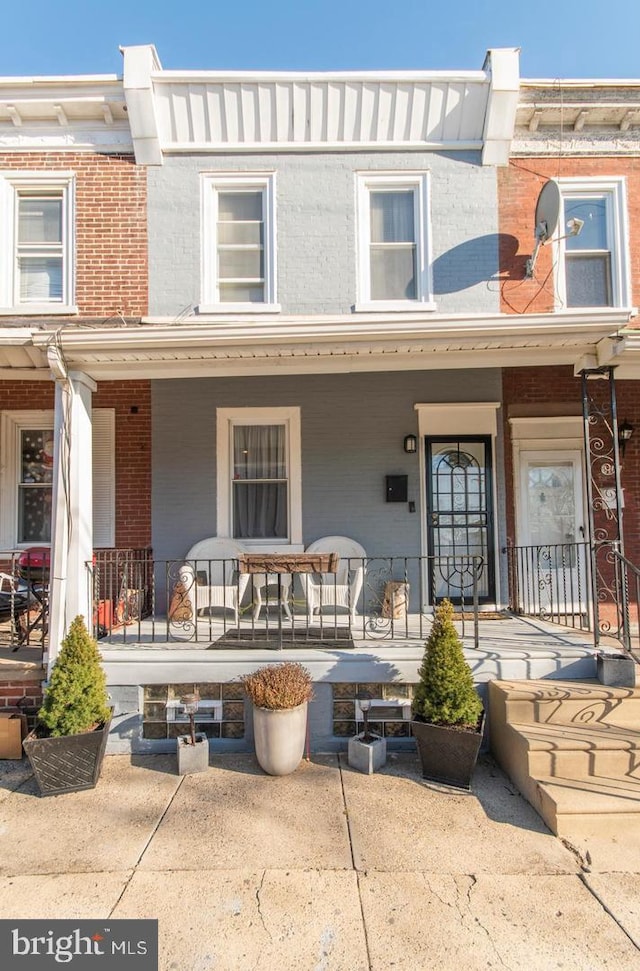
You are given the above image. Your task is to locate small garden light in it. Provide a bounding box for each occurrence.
[358,696,374,743]
[180,691,200,746]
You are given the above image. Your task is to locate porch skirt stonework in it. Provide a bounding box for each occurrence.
[143,683,245,739]
[333,682,415,738]
[139,681,418,745]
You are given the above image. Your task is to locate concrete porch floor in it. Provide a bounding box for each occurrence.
[0,613,606,705]
[93,613,602,687]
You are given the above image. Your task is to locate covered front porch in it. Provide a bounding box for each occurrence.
[0,547,611,756]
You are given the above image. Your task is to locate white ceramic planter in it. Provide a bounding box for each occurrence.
[252,701,308,776]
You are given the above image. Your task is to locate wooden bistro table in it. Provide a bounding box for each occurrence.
[238,552,339,648]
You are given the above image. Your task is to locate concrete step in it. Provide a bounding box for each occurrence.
[507,720,640,780]
[535,775,640,839]
[488,678,640,838]
[489,679,640,728]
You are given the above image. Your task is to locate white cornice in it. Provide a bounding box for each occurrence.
[0,76,131,151]
[129,308,631,344]
[121,45,519,164]
[607,331,640,379]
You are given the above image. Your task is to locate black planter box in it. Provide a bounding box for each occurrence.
[23,712,112,796]
[411,713,485,790]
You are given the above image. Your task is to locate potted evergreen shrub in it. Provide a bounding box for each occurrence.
[23,615,112,796]
[240,662,313,776]
[411,599,484,789]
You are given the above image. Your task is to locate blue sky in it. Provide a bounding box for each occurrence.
[2,0,639,79]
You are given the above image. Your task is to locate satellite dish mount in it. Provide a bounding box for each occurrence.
[525,180,583,279]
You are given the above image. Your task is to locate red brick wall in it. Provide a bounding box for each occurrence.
[502,366,582,545]
[0,676,43,713]
[500,157,640,578]
[0,152,147,317]
[498,157,640,325]
[0,380,151,549]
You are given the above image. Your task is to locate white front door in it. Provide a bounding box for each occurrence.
[517,450,588,617]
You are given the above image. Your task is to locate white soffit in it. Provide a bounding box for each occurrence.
[12,308,627,380]
[514,80,640,152]
[0,77,131,151]
[121,45,519,161]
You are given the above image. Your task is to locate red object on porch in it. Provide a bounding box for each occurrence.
[17,547,51,582]
[95,600,113,630]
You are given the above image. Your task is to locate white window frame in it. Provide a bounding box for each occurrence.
[0,409,115,549]
[200,173,278,313]
[356,172,434,312]
[0,171,76,314]
[553,177,631,311]
[216,406,302,549]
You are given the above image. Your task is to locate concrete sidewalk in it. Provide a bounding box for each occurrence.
[1,752,640,970]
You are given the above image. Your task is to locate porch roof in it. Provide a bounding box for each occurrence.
[0,308,630,381]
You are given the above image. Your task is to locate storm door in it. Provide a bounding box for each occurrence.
[426,437,495,604]
[517,451,587,617]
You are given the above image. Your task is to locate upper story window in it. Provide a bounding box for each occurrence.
[0,172,75,314]
[216,407,302,548]
[201,174,278,312]
[555,178,630,310]
[356,173,433,311]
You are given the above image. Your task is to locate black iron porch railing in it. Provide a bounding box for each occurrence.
[610,547,638,653]
[0,547,153,653]
[0,549,50,651]
[86,552,486,649]
[503,541,593,634]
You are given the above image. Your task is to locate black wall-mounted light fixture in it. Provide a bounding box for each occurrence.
[619,419,634,458]
[403,434,417,454]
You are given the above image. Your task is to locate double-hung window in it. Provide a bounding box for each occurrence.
[555,178,630,310]
[201,174,277,311]
[0,172,75,313]
[357,173,433,310]
[0,410,115,549]
[216,407,301,547]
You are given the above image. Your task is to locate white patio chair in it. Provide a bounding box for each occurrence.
[180,538,249,625]
[302,536,366,624]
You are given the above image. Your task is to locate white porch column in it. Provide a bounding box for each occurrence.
[47,370,97,670]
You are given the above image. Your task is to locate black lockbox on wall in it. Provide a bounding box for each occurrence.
[385,475,408,503]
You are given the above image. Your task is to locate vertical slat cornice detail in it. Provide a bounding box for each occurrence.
[155,75,494,148]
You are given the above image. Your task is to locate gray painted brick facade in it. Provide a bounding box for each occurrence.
[147,150,499,317]
[151,369,505,583]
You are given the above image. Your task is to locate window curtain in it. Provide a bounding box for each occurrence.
[370,191,414,243]
[369,191,416,300]
[233,425,288,538]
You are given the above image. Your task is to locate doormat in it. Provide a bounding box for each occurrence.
[208,627,356,650]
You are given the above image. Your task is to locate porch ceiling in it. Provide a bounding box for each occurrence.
[0,309,630,381]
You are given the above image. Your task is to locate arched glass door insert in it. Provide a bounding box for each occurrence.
[426,437,495,604]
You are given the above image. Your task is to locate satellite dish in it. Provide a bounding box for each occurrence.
[526,179,561,277]
[533,180,561,243]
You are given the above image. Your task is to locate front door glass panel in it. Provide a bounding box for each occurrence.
[426,437,494,603]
